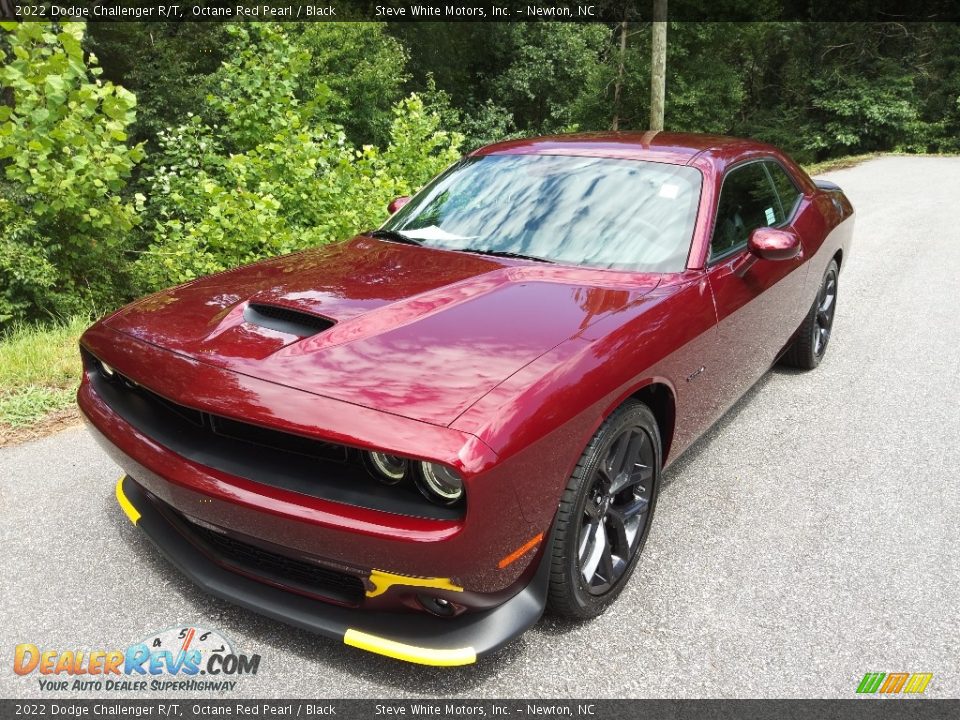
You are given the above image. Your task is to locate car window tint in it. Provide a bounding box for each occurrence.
[710,163,780,259]
[766,162,802,221]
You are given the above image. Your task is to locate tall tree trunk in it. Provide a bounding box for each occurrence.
[611,19,628,131]
[650,0,668,131]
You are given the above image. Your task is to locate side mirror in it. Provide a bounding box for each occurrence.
[387,196,411,214]
[748,227,801,261]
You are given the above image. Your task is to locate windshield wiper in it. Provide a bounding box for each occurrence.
[366,229,422,246]
[456,248,554,264]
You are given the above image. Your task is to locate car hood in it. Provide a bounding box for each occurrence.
[105,237,661,426]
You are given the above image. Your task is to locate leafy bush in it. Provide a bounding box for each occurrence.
[804,73,927,156]
[4,18,960,329]
[0,22,144,325]
[134,26,461,290]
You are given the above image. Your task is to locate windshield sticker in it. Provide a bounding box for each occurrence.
[764,207,776,224]
[658,183,679,199]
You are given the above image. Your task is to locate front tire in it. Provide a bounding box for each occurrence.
[782,259,839,370]
[546,401,662,619]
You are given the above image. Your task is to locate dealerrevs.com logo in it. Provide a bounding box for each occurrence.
[13,626,261,693]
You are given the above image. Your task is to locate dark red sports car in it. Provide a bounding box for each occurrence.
[79,132,853,666]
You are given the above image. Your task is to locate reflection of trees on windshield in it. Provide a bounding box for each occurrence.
[408,189,453,230]
[387,155,701,272]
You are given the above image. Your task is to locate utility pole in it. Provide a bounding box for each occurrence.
[650,0,667,131]
[611,18,628,131]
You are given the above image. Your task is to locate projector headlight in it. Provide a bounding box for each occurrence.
[416,462,464,505]
[364,452,409,485]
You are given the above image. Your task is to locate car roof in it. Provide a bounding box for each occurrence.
[470,131,772,167]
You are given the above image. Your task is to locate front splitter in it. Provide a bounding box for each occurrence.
[116,475,550,666]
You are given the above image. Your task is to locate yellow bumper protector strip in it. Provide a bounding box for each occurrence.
[343,629,475,666]
[366,569,463,598]
[115,476,141,525]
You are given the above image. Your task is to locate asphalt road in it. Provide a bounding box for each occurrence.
[2,156,958,699]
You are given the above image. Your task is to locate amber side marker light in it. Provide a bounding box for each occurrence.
[498,532,544,569]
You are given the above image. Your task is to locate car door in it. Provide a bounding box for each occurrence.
[705,159,808,411]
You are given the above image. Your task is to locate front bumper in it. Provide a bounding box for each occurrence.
[117,475,550,666]
[78,323,544,598]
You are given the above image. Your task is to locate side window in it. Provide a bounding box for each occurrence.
[710,163,781,260]
[765,162,803,222]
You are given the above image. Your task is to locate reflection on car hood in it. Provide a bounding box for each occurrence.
[105,237,662,426]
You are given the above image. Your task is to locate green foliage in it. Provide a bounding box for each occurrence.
[0,22,143,324]
[391,23,611,147]
[85,22,230,145]
[3,17,960,334]
[136,95,460,289]
[292,23,409,146]
[202,23,409,149]
[205,24,313,152]
[489,24,610,135]
[0,314,88,428]
[663,23,748,134]
[134,25,460,290]
[806,73,923,154]
[0,385,76,427]
[395,21,960,163]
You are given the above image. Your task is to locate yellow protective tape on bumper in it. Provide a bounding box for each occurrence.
[115,476,141,525]
[343,629,475,666]
[366,569,463,598]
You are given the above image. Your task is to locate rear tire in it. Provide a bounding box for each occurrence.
[782,259,839,370]
[547,401,662,620]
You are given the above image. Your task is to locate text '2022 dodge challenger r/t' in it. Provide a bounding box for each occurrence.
[79,132,853,666]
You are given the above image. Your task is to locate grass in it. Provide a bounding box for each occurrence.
[0,315,89,430]
[804,153,882,176]
[804,150,960,176]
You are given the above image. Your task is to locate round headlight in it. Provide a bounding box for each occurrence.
[416,462,464,505]
[365,452,409,485]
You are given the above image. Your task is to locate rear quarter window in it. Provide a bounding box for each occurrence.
[710,162,781,260]
[765,162,803,221]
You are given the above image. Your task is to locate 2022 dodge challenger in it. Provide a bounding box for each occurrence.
[79,132,854,666]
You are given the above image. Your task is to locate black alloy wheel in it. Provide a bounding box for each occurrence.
[547,401,661,619]
[782,259,840,370]
[813,267,838,358]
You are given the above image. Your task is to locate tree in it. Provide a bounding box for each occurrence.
[611,18,629,130]
[650,0,668,130]
[135,25,461,290]
[86,22,229,146]
[0,22,144,324]
[389,23,610,147]
[292,23,409,147]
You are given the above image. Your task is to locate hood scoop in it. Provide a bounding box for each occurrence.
[243,303,335,337]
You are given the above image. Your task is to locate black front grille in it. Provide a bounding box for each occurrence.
[179,513,366,605]
[82,349,464,521]
[87,350,347,463]
[244,303,334,336]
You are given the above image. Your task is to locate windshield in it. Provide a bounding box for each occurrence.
[381,154,702,272]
